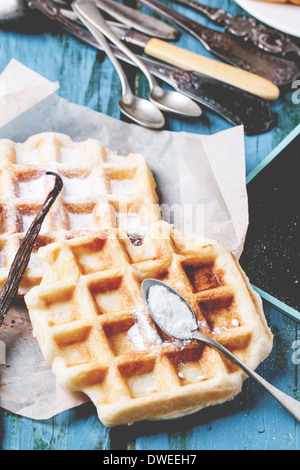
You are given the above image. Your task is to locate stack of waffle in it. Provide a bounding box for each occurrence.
[254,0,300,4]
[0,133,160,295]
[0,132,273,426]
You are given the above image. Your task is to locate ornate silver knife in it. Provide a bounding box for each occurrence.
[93,0,179,40]
[168,0,300,58]
[138,0,300,86]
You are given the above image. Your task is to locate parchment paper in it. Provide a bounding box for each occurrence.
[0,60,248,420]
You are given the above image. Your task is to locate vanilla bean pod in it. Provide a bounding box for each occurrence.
[0,172,63,327]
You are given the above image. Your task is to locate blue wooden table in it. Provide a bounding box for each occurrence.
[0,0,299,451]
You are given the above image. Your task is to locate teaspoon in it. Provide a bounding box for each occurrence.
[73,0,202,117]
[142,279,300,422]
[73,2,165,129]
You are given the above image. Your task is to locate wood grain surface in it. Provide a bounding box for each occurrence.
[0,0,299,450]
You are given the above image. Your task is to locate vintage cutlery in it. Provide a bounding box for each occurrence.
[28,0,280,100]
[73,0,202,117]
[139,0,300,86]
[3,0,177,39]
[27,0,275,133]
[51,0,180,40]
[92,0,281,98]
[117,51,275,135]
[142,279,300,422]
[168,0,300,58]
[72,3,166,128]
[92,0,179,41]
[101,24,279,100]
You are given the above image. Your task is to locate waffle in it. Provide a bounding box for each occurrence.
[25,221,273,427]
[0,132,160,296]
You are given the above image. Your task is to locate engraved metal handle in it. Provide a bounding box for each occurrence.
[74,5,132,97]
[168,0,231,25]
[192,330,300,422]
[167,0,300,57]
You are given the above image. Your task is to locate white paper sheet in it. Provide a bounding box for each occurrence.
[0,59,59,128]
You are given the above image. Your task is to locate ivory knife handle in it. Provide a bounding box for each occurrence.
[144,38,280,100]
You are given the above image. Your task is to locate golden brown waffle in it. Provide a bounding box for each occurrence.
[0,132,160,295]
[25,221,273,427]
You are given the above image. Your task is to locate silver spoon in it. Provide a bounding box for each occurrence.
[73,0,202,117]
[142,279,300,422]
[73,2,165,129]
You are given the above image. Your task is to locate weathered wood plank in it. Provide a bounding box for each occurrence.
[0,0,299,450]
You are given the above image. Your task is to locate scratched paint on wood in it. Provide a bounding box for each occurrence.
[0,0,299,450]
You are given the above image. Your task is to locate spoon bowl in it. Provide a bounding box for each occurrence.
[142,278,300,421]
[74,0,202,118]
[150,85,202,117]
[119,93,165,129]
[141,278,198,339]
[73,1,165,129]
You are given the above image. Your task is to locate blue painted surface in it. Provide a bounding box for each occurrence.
[0,0,299,450]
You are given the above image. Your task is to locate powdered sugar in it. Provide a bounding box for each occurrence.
[59,147,83,164]
[62,176,91,198]
[110,178,135,196]
[22,214,50,234]
[15,148,40,164]
[68,212,95,231]
[18,176,45,200]
[28,253,42,269]
[127,323,146,351]
[197,375,206,381]
[127,305,162,351]
[147,285,197,340]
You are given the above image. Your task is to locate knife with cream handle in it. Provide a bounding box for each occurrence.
[88,1,280,100]
[138,0,299,87]
[27,0,275,133]
[28,0,279,100]
[110,26,280,100]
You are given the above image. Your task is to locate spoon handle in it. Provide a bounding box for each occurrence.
[74,0,157,90]
[192,330,300,421]
[73,3,131,96]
